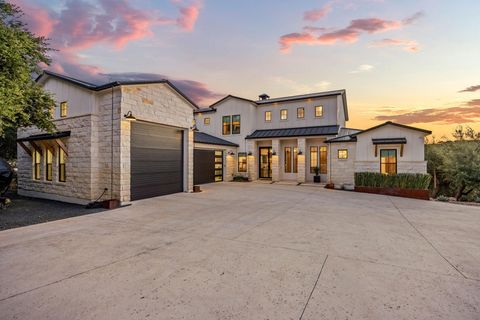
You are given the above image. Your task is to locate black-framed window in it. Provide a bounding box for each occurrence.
[280,109,288,120]
[315,105,323,117]
[310,146,318,173]
[60,101,68,117]
[380,149,397,175]
[284,147,292,172]
[265,111,271,122]
[204,117,210,125]
[320,146,327,174]
[338,149,348,159]
[297,107,304,119]
[238,152,247,172]
[46,148,53,181]
[232,115,241,134]
[293,147,298,173]
[215,150,223,181]
[222,116,231,135]
[59,148,67,182]
[33,150,41,180]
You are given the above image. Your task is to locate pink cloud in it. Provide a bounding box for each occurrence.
[371,38,419,52]
[304,4,332,22]
[280,11,423,52]
[11,0,55,37]
[177,2,202,31]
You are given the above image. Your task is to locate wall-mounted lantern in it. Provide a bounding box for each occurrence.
[227,151,235,156]
[247,151,253,156]
[123,111,136,121]
[298,150,303,155]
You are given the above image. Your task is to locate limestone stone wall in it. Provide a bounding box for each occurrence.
[330,142,356,186]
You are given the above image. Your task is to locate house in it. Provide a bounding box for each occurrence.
[16,71,431,204]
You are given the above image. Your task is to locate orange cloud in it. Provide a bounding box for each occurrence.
[304,4,332,22]
[371,38,419,52]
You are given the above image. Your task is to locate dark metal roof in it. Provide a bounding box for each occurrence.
[36,71,199,109]
[194,107,216,114]
[352,121,431,135]
[372,138,407,145]
[326,135,357,143]
[17,131,71,142]
[194,131,239,147]
[246,125,339,139]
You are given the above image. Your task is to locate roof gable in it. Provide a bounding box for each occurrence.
[353,121,431,136]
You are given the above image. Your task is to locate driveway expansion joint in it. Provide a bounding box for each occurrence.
[299,254,329,320]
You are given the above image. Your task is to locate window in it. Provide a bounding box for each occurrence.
[315,105,323,117]
[320,146,327,174]
[284,147,292,173]
[265,111,271,122]
[310,146,318,173]
[280,109,288,120]
[293,147,298,173]
[204,117,210,125]
[46,148,53,181]
[232,115,241,134]
[215,150,223,182]
[222,116,231,135]
[59,148,67,182]
[380,149,397,175]
[238,152,247,172]
[297,107,305,119]
[60,101,68,117]
[33,150,41,180]
[338,149,348,159]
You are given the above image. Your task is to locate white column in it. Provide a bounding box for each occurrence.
[297,138,306,183]
[247,140,257,181]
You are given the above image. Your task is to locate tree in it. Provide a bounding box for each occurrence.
[0,1,55,160]
[425,143,444,197]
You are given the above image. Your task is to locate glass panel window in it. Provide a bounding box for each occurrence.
[33,150,41,180]
[380,149,397,175]
[215,150,223,181]
[280,109,288,120]
[238,152,247,172]
[310,146,318,173]
[293,147,298,173]
[297,107,305,119]
[232,115,241,134]
[222,116,231,135]
[320,146,327,174]
[315,105,323,117]
[46,148,53,181]
[204,117,210,125]
[338,149,348,159]
[60,101,68,117]
[265,111,271,122]
[59,148,67,182]
[284,147,292,173]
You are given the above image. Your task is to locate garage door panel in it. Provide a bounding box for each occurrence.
[131,149,182,162]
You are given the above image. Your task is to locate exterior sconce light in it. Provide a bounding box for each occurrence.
[247,151,252,156]
[124,111,136,121]
[272,150,277,156]
[298,150,303,155]
[227,151,235,156]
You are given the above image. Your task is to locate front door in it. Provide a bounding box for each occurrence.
[259,147,272,179]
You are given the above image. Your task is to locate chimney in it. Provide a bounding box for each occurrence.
[258,93,270,100]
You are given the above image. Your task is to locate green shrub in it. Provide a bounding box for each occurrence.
[354,172,431,190]
[436,195,450,202]
[232,175,249,182]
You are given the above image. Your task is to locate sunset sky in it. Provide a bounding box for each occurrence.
[13,0,480,138]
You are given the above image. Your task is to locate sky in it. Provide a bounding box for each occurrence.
[12,0,480,138]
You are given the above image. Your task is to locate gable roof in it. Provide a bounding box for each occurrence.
[208,95,257,108]
[325,134,357,143]
[246,125,339,139]
[194,131,239,147]
[352,121,432,136]
[36,70,199,109]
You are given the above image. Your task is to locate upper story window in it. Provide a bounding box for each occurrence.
[232,115,241,134]
[338,149,348,159]
[280,109,288,120]
[380,149,397,175]
[60,101,68,118]
[297,107,304,119]
[204,117,210,125]
[222,116,231,135]
[315,105,323,118]
[265,111,271,122]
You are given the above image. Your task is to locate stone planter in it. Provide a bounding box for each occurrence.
[102,199,120,209]
[354,186,430,200]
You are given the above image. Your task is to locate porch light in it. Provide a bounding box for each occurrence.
[298,150,303,155]
[248,151,252,156]
[228,151,235,156]
[124,111,136,121]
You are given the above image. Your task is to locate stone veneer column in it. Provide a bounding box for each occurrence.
[119,119,131,202]
[225,149,235,181]
[297,138,306,183]
[187,129,194,192]
[247,140,257,181]
[271,139,280,182]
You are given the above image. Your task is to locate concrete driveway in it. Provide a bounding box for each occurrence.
[0,182,479,319]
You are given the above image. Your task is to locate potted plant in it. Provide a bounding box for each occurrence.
[313,166,321,183]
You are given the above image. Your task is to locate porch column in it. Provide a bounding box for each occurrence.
[246,140,257,181]
[297,138,306,183]
[272,139,280,182]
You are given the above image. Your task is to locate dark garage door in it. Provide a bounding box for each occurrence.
[194,149,223,185]
[131,122,183,200]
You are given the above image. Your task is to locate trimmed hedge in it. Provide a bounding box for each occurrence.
[354,172,431,190]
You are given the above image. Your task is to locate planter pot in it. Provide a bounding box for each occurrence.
[325,183,334,189]
[354,186,429,200]
[193,185,202,193]
[313,175,321,183]
[102,199,120,209]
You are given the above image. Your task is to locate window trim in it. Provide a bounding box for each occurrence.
[238,152,247,172]
[60,101,68,118]
[293,147,298,173]
[297,107,305,119]
[232,114,241,135]
[380,149,397,175]
[284,147,292,173]
[33,150,41,180]
[315,105,323,118]
[59,148,67,182]
[309,146,318,173]
[264,111,272,122]
[204,117,210,125]
[280,109,288,120]
[338,149,348,160]
[46,148,53,181]
[320,146,327,174]
[222,115,231,135]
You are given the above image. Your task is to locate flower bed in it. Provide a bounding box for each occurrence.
[354,186,430,200]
